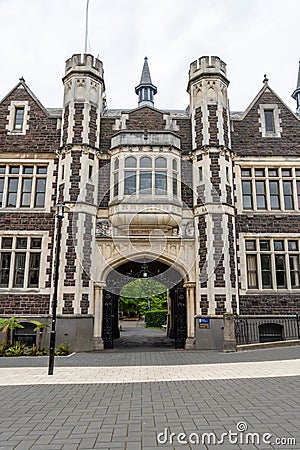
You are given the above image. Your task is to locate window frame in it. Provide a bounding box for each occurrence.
[259,104,281,138]
[0,236,42,289]
[244,237,300,291]
[240,166,300,212]
[0,164,47,209]
[6,101,30,135]
[111,154,180,200]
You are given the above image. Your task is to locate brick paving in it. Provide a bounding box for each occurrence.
[0,347,299,449]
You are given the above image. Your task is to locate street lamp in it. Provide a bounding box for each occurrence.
[48,202,67,375]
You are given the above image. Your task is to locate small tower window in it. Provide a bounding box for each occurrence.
[13,107,25,131]
[264,110,275,132]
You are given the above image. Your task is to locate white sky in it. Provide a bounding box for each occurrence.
[0,0,299,112]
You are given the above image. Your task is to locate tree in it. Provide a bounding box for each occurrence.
[119,279,167,317]
[0,317,24,347]
[30,320,49,348]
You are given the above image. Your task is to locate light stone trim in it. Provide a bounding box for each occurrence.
[238,232,300,295]
[0,231,50,293]
[6,100,30,135]
[258,103,282,138]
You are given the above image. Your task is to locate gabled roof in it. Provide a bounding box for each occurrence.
[0,78,50,116]
[232,80,300,121]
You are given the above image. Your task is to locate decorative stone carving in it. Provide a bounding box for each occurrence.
[96,219,112,237]
[181,220,195,238]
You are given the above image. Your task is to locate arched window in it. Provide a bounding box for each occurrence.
[155,158,167,195]
[140,157,152,168]
[113,159,119,197]
[114,158,119,171]
[125,157,137,168]
[140,157,152,194]
[124,157,137,195]
[112,155,181,198]
[172,158,178,196]
[155,157,167,169]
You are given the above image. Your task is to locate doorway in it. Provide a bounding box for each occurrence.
[102,259,187,350]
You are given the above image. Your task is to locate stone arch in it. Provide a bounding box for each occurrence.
[100,256,188,350]
[100,251,190,286]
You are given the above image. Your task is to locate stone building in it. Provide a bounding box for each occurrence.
[0,53,300,351]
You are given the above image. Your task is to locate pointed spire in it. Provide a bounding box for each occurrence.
[296,62,300,91]
[135,57,157,107]
[292,61,300,114]
[140,57,152,84]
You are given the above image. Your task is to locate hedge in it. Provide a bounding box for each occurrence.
[145,310,167,328]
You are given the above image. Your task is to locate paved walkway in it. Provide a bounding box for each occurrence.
[0,347,299,449]
[0,358,300,386]
[114,320,174,350]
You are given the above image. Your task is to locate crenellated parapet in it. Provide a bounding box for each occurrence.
[188,56,227,85]
[64,54,104,81]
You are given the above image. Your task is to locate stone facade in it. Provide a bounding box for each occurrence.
[0,53,300,351]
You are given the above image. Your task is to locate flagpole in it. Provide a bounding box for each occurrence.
[84,0,90,54]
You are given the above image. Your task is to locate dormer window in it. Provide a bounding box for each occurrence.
[6,101,29,135]
[264,109,274,132]
[14,107,25,131]
[259,104,281,137]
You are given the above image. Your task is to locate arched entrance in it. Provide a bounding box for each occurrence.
[101,259,187,350]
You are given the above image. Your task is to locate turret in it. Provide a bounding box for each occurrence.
[187,56,230,149]
[56,54,105,334]
[292,61,300,114]
[61,53,105,147]
[135,57,157,107]
[188,56,238,317]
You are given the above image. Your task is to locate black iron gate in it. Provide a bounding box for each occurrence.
[172,284,187,349]
[102,290,114,349]
[102,283,187,350]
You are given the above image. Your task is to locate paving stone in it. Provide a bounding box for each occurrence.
[0,348,299,450]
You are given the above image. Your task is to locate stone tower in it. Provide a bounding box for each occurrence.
[187,56,238,315]
[57,54,105,328]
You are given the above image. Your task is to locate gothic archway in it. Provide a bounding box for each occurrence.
[102,259,187,349]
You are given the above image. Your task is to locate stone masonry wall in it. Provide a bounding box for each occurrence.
[231,90,300,156]
[0,295,50,315]
[0,86,60,152]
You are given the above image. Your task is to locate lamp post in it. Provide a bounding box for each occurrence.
[48,202,66,375]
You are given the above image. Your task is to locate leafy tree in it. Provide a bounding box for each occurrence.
[0,317,24,347]
[119,279,167,317]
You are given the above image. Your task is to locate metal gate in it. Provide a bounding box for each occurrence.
[102,283,187,350]
[172,284,187,349]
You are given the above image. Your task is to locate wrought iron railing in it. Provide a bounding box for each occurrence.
[234,314,300,345]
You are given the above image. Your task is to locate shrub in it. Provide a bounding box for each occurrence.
[5,342,27,357]
[54,343,71,356]
[29,345,48,356]
[0,341,6,357]
[145,310,167,328]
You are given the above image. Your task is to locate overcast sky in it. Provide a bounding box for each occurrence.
[0,0,299,113]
